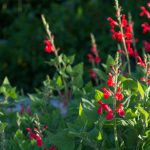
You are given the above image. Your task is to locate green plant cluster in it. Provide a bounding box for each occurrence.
[0,0,145,92]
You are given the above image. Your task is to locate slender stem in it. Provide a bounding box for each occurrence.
[113,53,120,150]
[41,14,69,103]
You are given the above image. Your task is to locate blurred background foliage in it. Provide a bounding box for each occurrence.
[0,0,147,93]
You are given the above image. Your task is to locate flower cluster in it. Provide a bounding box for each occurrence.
[87,34,101,79]
[137,55,150,85]
[97,65,125,120]
[108,12,138,57]
[140,3,150,53]
[44,39,55,53]
[140,4,150,19]
[26,125,48,147]
[26,128,43,147]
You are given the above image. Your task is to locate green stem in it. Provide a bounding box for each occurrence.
[113,54,120,150]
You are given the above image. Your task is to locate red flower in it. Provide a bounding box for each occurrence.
[44,40,54,53]
[102,88,112,99]
[91,44,97,53]
[147,79,150,84]
[97,101,112,112]
[127,43,134,56]
[107,73,115,86]
[137,56,146,68]
[106,111,113,120]
[115,87,123,101]
[49,146,57,150]
[140,6,150,18]
[113,31,123,41]
[141,22,150,34]
[43,125,48,129]
[36,134,43,147]
[107,17,118,28]
[121,15,128,27]
[89,69,96,78]
[97,106,103,114]
[26,128,43,147]
[29,132,37,140]
[116,103,125,117]
[87,53,94,63]
[95,56,101,64]
[143,41,150,52]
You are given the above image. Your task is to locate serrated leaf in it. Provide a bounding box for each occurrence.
[137,81,144,99]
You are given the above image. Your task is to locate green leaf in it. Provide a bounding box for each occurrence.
[92,68,106,81]
[56,76,62,87]
[0,122,7,133]
[79,103,83,116]
[137,105,149,127]
[97,131,102,141]
[48,130,75,150]
[106,55,115,70]
[95,90,103,101]
[137,81,144,99]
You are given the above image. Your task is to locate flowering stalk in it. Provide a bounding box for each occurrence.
[115,0,131,75]
[97,52,125,149]
[113,53,120,150]
[41,14,69,103]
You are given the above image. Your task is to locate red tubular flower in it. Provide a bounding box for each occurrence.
[87,53,95,63]
[140,6,150,18]
[107,17,118,28]
[121,15,128,27]
[127,43,134,56]
[43,125,48,129]
[36,134,43,147]
[115,87,123,101]
[95,56,101,64]
[49,146,57,150]
[89,69,96,78]
[106,111,113,120]
[137,56,146,68]
[102,104,112,112]
[116,103,125,117]
[91,44,97,53]
[29,132,37,140]
[102,88,112,99]
[44,40,54,53]
[97,101,112,113]
[97,106,103,114]
[143,41,150,52]
[107,73,115,86]
[26,128,43,147]
[147,79,150,84]
[141,22,150,34]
